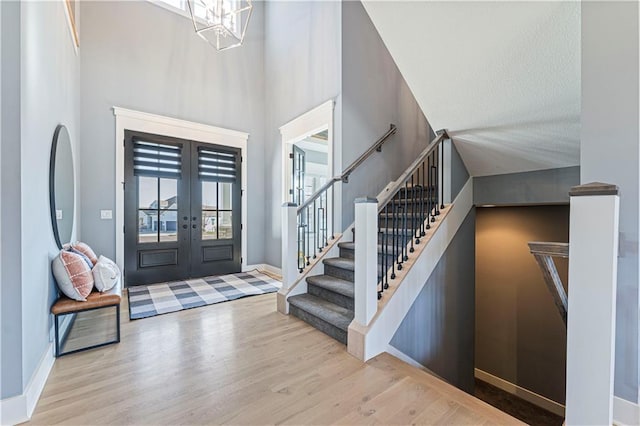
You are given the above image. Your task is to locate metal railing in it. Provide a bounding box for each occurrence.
[375,130,448,299]
[295,124,397,272]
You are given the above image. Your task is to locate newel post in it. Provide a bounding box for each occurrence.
[278,202,298,314]
[565,183,619,426]
[354,197,378,327]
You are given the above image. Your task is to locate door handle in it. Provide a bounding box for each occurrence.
[182,224,188,229]
[192,216,197,221]
[192,224,197,229]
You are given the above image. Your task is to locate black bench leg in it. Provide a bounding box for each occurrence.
[54,314,60,357]
[116,304,121,343]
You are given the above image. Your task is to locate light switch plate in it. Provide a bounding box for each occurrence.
[100,210,113,220]
[56,209,63,220]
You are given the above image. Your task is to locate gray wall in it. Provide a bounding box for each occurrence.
[79,1,266,265]
[0,0,23,400]
[476,205,569,404]
[19,0,81,389]
[390,208,476,393]
[264,1,342,267]
[582,2,639,402]
[474,166,580,206]
[450,142,469,201]
[340,1,434,227]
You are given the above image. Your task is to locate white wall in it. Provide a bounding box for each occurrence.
[19,0,81,389]
[581,1,639,403]
[264,1,342,268]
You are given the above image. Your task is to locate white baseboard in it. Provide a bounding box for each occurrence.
[245,263,282,278]
[475,368,566,417]
[614,396,640,426]
[0,343,54,425]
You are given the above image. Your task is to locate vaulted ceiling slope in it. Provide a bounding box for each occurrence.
[362,1,580,177]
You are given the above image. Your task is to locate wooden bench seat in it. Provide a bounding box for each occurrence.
[51,280,122,357]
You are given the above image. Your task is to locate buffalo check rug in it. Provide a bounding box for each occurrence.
[127,270,282,320]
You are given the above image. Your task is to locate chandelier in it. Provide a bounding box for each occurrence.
[187,0,253,51]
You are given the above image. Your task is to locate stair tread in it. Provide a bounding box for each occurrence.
[323,257,355,271]
[307,274,354,298]
[288,294,353,331]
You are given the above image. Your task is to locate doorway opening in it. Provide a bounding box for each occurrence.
[123,130,242,286]
[280,100,338,231]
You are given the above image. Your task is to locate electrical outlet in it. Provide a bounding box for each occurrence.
[100,210,113,220]
[56,209,63,220]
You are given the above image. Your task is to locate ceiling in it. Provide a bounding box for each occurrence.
[361,1,580,177]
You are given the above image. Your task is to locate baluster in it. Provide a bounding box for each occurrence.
[410,175,416,253]
[421,160,426,236]
[431,152,437,223]
[426,153,432,230]
[323,191,329,247]
[305,206,311,266]
[298,215,304,273]
[403,181,409,261]
[440,141,445,210]
[383,204,389,292]
[435,146,441,216]
[313,199,318,259]
[330,186,335,239]
[390,198,397,279]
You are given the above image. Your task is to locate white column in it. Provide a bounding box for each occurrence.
[566,183,620,426]
[354,197,378,326]
[281,202,298,290]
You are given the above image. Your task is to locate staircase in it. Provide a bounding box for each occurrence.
[280,127,450,348]
[288,188,437,344]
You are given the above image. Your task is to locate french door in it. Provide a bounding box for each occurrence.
[124,130,241,286]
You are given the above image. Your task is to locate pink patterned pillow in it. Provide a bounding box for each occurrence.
[52,250,94,301]
[71,241,98,266]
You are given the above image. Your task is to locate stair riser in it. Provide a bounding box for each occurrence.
[324,264,354,282]
[290,305,348,344]
[308,284,354,310]
[339,247,354,259]
[341,247,400,262]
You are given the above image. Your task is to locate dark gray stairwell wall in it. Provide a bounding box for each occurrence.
[474,166,580,206]
[341,1,434,227]
[390,208,477,394]
[450,142,469,201]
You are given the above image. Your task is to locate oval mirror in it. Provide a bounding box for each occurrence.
[49,124,75,249]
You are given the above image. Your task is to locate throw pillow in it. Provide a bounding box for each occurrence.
[71,241,98,266]
[92,255,121,292]
[52,250,94,301]
[67,247,94,269]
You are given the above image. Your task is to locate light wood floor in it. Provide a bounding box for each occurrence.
[27,293,522,425]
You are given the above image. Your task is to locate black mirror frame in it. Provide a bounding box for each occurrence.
[50,124,68,250]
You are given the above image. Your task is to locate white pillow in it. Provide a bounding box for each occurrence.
[92,256,121,292]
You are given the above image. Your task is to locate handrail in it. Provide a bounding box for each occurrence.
[377,129,448,212]
[528,241,569,325]
[297,124,397,214]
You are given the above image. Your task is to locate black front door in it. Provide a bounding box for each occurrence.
[124,131,242,286]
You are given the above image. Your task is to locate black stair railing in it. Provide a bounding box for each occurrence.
[295,124,397,273]
[375,129,449,299]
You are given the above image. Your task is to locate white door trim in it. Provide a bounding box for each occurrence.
[279,99,340,230]
[113,107,249,276]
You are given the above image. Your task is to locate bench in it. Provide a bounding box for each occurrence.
[51,281,122,357]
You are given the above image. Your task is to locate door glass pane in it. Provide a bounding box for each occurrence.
[138,176,158,209]
[202,211,217,240]
[160,178,178,209]
[159,210,178,242]
[218,211,233,239]
[218,182,232,210]
[202,181,218,209]
[138,210,158,243]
